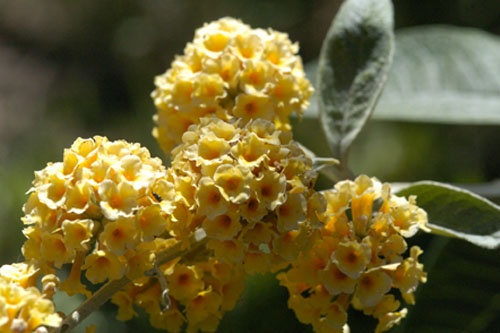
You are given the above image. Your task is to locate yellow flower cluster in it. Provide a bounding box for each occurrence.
[152,17,313,154]
[0,262,61,332]
[18,122,326,332]
[21,136,172,295]
[112,257,245,333]
[166,117,326,274]
[14,16,431,333]
[278,175,428,333]
[19,134,254,332]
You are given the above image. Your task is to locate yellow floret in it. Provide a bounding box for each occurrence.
[166,264,204,302]
[62,219,94,251]
[233,92,274,123]
[37,170,67,210]
[207,239,245,263]
[185,287,222,326]
[59,253,91,298]
[83,250,125,284]
[220,277,245,311]
[195,177,229,220]
[213,164,251,204]
[362,294,400,319]
[353,270,393,308]
[202,206,242,241]
[392,246,427,296]
[124,248,155,280]
[192,73,227,107]
[318,262,357,296]
[231,132,270,169]
[111,291,138,321]
[99,217,139,255]
[375,308,407,333]
[332,240,371,279]
[252,170,286,210]
[65,181,93,214]
[149,304,185,332]
[272,226,313,261]
[126,255,246,333]
[242,222,273,246]
[135,205,167,241]
[277,193,307,232]
[40,232,75,268]
[240,194,267,223]
[324,302,348,331]
[98,180,139,221]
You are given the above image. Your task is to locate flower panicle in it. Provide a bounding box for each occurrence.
[21,136,173,291]
[278,175,429,333]
[152,17,313,154]
[12,15,432,333]
[166,117,326,274]
[112,257,246,333]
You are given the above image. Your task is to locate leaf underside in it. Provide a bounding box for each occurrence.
[317,0,394,160]
[306,25,500,125]
[397,181,500,249]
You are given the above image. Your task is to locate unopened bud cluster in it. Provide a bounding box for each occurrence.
[278,176,428,333]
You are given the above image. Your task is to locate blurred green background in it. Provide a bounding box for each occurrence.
[1,0,500,332]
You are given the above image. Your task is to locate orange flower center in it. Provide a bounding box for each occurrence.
[209,190,221,204]
[225,177,240,191]
[279,204,290,217]
[249,72,261,85]
[247,198,259,212]
[221,69,231,81]
[112,227,125,240]
[260,184,272,197]
[178,273,190,286]
[217,215,232,229]
[360,275,373,290]
[110,195,124,209]
[96,257,111,268]
[345,251,359,264]
[244,101,257,115]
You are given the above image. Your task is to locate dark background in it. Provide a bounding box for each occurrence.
[1,0,500,332]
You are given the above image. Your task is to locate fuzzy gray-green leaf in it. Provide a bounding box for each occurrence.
[317,0,394,161]
[306,26,500,125]
[375,25,500,124]
[397,181,500,249]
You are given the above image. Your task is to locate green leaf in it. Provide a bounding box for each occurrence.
[375,25,500,124]
[393,235,500,333]
[317,0,394,162]
[392,180,500,201]
[397,181,500,249]
[305,26,500,125]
